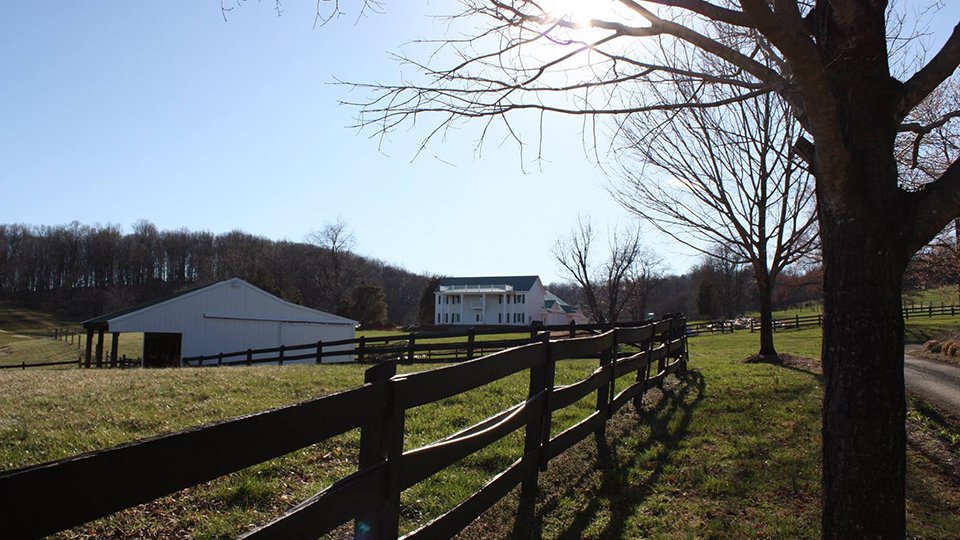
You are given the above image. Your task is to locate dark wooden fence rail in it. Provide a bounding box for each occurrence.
[686,304,960,337]
[0,359,81,370]
[0,317,687,540]
[180,320,657,367]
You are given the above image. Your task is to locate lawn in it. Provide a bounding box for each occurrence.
[0,317,958,538]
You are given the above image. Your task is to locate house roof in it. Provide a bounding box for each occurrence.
[436,275,541,292]
[544,291,582,314]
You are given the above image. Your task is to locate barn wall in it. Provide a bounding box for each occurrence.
[107,280,355,363]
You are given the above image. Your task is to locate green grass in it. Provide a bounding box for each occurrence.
[1,312,958,538]
[904,285,959,307]
[463,329,960,539]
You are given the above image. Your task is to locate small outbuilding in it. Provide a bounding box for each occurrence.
[81,278,357,367]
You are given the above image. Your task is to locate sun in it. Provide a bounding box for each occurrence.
[535,0,637,32]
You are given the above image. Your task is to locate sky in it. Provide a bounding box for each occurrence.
[2,2,959,284]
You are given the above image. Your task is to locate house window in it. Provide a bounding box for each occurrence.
[445,296,448,305]
[437,296,441,305]
[476,313,482,322]
[498,295,502,304]
[498,313,502,323]
[506,295,510,304]
[444,313,449,323]
[437,314,440,323]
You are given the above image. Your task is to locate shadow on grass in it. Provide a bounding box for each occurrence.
[507,370,706,539]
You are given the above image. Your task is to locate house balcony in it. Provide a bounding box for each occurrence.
[471,301,484,310]
[439,284,513,293]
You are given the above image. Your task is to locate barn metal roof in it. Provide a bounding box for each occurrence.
[82,278,356,330]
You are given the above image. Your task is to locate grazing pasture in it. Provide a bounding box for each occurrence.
[0,304,958,538]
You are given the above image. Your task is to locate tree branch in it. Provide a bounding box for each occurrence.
[899,22,960,120]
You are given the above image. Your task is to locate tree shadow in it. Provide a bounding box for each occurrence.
[507,370,706,539]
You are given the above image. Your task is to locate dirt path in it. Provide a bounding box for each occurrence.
[905,347,960,418]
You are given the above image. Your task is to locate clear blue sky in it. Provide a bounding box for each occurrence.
[2,3,957,283]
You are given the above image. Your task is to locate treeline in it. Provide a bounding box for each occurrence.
[0,221,429,325]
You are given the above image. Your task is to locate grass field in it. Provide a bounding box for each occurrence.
[1,303,959,538]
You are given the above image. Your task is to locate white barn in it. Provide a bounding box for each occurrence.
[81,278,357,367]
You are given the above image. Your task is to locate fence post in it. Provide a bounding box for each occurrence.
[246,349,252,366]
[358,336,366,362]
[278,345,285,366]
[795,314,800,329]
[634,335,654,412]
[519,335,553,529]
[407,335,416,363]
[315,341,323,364]
[680,318,690,372]
[657,324,668,390]
[356,359,403,539]
[595,332,615,439]
[466,330,475,361]
[569,320,576,338]
[929,305,933,318]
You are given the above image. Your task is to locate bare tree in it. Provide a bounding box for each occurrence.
[349,1,960,535]
[900,75,960,300]
[306,218,358,312]
[612,88,817,362]
[553,217,654,324]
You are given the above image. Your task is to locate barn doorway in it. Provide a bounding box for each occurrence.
[143,333,182,367]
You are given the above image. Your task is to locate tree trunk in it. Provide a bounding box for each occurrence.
[756,279,778,361]
[820,210,906,538]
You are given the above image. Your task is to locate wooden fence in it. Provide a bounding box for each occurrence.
[686,303,960,336]
[0,359,81,370]
[180,320,657,367]
[0,317,687,539]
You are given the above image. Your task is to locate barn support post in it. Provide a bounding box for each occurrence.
[110,333,119,368]
[315,341,323,364]
[84,329,94,368]
[95,328,105,369]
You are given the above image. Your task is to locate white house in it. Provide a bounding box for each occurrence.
[81,278,357,367]
[434,275,588,326]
